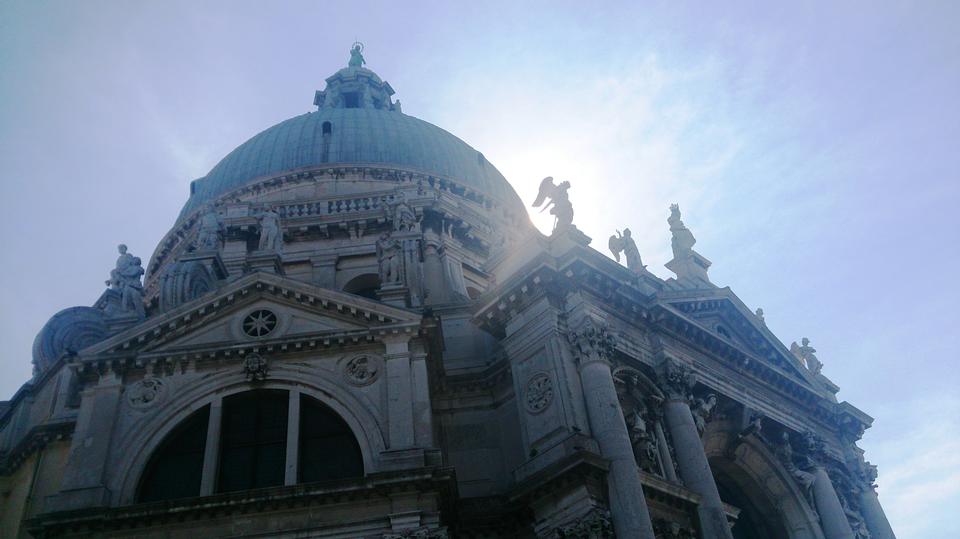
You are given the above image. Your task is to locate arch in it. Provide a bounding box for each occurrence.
[114,366,387,505]
[136,405,209,502]
[342,273,380,300]
[611,365,664,400]
[703,428,825,539]
[322,121,332,135]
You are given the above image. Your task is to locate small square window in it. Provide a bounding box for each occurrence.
[343,92,360,108]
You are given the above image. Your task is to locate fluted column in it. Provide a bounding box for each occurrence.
[812,467,855,539]
[569,320,656,539]
[657,359,733,539]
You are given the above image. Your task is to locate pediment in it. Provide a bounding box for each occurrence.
[80,272,421,359]
[657,289,820,388]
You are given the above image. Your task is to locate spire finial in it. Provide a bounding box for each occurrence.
[349,42,365,68]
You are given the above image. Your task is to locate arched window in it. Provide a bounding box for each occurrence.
[137,406,209,502]
[137,390,365,502]
[322,121,332,135]
[299,394,363,482]
[217,389,289,493]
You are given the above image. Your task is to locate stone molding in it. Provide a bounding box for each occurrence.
[567,318,616,369]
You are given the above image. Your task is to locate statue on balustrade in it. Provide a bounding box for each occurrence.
[257,207,283,252]
[377,232,402,285]
[531,176,573,234]
[608,228,645,272]
[106,244,146,319]
[193,205,223,251]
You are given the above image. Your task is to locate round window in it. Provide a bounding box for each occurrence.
[242,309,278,338]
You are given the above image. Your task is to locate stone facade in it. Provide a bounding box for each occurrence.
[0,49,896,539]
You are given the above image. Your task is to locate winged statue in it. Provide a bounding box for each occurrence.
[608,228,645,272]
[531,177,573,234]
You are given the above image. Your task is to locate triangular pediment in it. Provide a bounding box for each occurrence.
[656,288,821,388]
[80,272,421,359]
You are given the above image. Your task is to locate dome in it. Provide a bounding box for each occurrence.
[179,107,522,220]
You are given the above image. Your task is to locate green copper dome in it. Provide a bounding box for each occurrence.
[178,85,522,220]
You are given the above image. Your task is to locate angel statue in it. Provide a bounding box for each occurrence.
[608,228,645,273]
[531,176,573,234]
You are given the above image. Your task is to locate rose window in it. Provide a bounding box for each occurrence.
[242,309,278,338]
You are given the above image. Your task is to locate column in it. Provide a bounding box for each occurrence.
[410,346,434,448]
[658,359,733,539]
[199,395,223,496]
[858,487,896,539]
[570,320,656,539]
[284,390,301,485]
[812,467,855,539]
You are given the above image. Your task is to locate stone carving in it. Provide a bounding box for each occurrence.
[755,307,765,324]
[839,492,872,539]
[242,353,268,381]
[690,393,718,437]
[653,518,697,539]
[382,527,448,539]
[790,337,823,374]
[193,205,223,251]
[106,244,146,319]
[32,306,108,376]
[386,192,417,232]
[257,207,283,252]
[567,319,616,367]
[524,372,555,413]
[531,176,574,234]
[657,358,695,400]
[376,232,403,285]
[158,259,218,313]
[127,377,166,409]
[668,204,696,258]
[608,228,645,272]
[551,507,614,538]
[348,42,365,68]
[343,355,382,386]
[774,431,818,503]
[626,405,661,475]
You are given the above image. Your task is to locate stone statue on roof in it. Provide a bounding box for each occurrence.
[608,228,645,272]
[791,337,823,375]
[257,207,283,252]
[668,204,697,258]
[531,176,573,234]
[349,42,366,68]
[106,244,146,319]
[193,205,223,251]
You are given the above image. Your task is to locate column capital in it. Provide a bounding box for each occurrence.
[567,317,616,369]
[655,357,696,401]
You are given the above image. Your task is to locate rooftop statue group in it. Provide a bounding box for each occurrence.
[106,244,146,319]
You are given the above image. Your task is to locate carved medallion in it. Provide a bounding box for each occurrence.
[242,353,268,381]
[343,355,382,386]
[127,377,166,409]
[524,372,555,414]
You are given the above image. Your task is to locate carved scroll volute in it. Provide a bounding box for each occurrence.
[656,357,696,401]
[567,318,617,369]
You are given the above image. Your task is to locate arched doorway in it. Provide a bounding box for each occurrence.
[712,457,790,539]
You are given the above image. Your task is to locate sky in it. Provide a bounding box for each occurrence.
[1,1,958,536]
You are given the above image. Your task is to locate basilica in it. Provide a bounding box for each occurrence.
[0,46,896,539]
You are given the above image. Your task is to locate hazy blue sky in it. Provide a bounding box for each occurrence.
[1,1,957,536]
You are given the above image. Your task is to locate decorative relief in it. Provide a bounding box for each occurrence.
[656,358,695,400]
[382,527,448,539]
[568,318,616,367]
[550,507,614,538]
[127,377,166,409]
[242,353,269,381]
[652,518,696,539]
[343,355,383,386]
[242,309,278,338]
[524,372,555,414]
